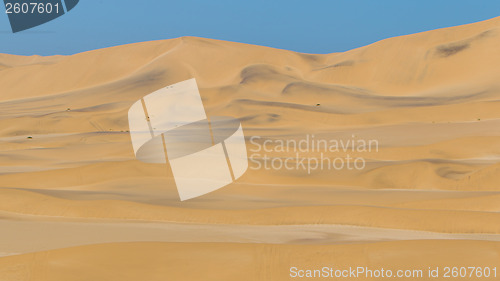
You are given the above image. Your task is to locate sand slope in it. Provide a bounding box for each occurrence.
[1,17,500,280]
[0,241,499,281]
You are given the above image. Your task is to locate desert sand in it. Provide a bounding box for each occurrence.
[1,16,500,280]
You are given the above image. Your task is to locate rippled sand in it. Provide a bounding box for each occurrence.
[1,16,500,280]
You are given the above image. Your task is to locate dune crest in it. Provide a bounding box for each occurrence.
[1,17,500,279]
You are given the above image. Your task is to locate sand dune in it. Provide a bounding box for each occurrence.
[3,213,500,258]
[1,17,500,280]
[0,241,499,281]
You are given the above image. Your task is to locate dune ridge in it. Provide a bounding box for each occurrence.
[1,17,500,280]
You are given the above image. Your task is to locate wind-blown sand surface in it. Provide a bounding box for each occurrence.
[1,17,500,280]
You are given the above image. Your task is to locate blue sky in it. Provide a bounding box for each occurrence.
[1,0,499,56]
